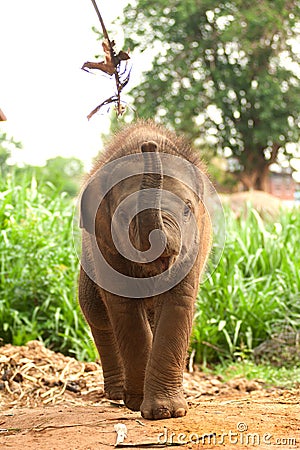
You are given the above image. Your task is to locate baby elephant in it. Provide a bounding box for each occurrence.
[79,120,212,419]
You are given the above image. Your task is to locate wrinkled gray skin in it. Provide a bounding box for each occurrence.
[79,121,211,419]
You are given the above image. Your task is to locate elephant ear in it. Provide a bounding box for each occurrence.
[79,167,110,236]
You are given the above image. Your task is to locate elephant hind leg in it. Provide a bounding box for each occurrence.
[79,268,124,400]
[90,326,124,400]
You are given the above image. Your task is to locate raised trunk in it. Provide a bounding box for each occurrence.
[137,141,164,252]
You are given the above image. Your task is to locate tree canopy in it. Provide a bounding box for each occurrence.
[122,0,300,190]
[32,156,84,196]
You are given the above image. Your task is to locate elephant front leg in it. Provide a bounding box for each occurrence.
[79,268,124,400]
[106,297,152,411]
[141,283,195,420]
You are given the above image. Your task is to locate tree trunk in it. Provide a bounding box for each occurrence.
[239,172,258,190]
[239,166,270,191]
[238,144,280,191]
[254,164,271,191]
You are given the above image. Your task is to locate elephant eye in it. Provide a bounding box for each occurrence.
[183,202,192,220]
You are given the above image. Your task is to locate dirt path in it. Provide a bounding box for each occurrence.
[1,392,299,450]
[0,341,299,449]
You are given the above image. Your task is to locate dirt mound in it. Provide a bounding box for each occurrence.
[0,340,267,409]
[254,330,300,367]
[0,340,104,408]
[221,190,283,219]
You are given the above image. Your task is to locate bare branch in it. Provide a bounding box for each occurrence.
[83,0,131,119]
[90,0,110,43]
[87,96,118,121]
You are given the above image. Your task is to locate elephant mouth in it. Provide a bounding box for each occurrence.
[155,255,175,272]
[133,254,177,277]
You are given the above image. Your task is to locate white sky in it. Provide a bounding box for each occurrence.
[1,1,300,181]
[0,0,135,167]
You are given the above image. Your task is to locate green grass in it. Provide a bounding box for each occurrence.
[206,360,300,389]
[0,171,97,361]
[1,170,299,370]
[192,206,300,366]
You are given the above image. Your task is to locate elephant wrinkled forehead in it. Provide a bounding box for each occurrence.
[162,175,199,201]
[163,166,204,199]
[102,152,205,198]
[113,177,198,211]
[107,154,142,180]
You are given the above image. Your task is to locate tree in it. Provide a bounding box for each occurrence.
[0,127,83,195]
[0,133,22,179]
[32,157,85,197]
[122,0,300,190]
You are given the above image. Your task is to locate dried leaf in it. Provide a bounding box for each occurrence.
[81,61,115,76]
[83,1,131,118]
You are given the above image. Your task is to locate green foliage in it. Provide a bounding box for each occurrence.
[16,156,85,197]
[0,133,22,178]
[1,167,299,367]
[208,360,300,389]
[0,170,96,361]
[192,207,300,366]
[202,150,238,192]
[122,0,300,189]
[0,130,84,197]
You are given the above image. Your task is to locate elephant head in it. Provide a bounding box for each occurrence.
[80,139,202,278]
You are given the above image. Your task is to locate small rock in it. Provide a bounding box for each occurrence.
[84,362,99,372]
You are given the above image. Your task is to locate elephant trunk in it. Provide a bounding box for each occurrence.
[137,141,165,252]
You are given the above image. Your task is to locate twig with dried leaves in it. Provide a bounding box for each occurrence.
[82,0,130,119]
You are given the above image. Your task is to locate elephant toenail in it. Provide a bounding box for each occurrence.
[174,408,186,417]
[155,407,171,419]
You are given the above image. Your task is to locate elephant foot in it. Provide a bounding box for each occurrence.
[141,394,188,420]
[104,380,124,401]
[105,389,124,401]
[124,390,144,411]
